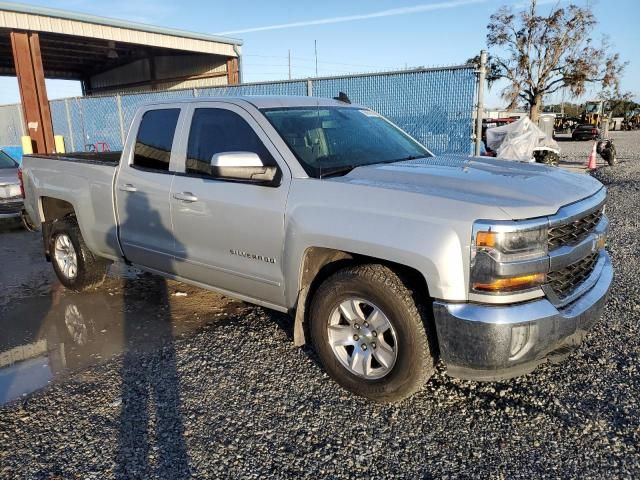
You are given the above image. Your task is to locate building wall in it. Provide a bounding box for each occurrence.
[87,54,229,94]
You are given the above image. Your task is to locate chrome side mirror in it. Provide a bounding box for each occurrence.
[209,151,279,185]
[210,151,264,168]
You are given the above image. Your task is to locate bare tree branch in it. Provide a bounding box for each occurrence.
[486,0,626,121]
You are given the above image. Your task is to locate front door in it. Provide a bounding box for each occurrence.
[170,103,290,307]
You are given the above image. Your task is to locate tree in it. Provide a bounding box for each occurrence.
[598,90,639,117]
[487,0,626,122]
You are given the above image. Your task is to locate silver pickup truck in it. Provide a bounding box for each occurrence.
[21,96,612,402]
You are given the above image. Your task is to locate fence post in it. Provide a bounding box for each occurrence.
[17,104,26,137]
[306,79,313,96]
[64,98,74,152]
[116,95,125,148]
[193,88,199,98]
[474,50,488,157]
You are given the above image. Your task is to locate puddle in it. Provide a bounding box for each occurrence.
[0,275,247,404]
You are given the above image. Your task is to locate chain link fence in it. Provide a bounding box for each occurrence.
[0,64,477,156]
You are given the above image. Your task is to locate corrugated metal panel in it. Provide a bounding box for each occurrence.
[154,55,227,80]
[0,103,24,145]
[0,2,241,44]
[0,10,239,56]
[89,55,228,92]
[90,59,151,90]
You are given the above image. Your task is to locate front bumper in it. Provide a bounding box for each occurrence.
[433,251,613,381]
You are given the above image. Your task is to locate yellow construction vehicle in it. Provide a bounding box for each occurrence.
[581,100,605,126]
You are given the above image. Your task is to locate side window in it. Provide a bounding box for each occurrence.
[133,108,180,171]
[186,108,276,177]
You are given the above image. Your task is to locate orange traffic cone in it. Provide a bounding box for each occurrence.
[587,141,597,170]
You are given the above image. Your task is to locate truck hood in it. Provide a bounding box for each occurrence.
[334,155,603,219]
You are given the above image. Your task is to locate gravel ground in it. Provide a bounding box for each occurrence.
[1,132,639,478]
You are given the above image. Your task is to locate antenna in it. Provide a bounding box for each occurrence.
[314,40,318,77]
[288,49,292,80]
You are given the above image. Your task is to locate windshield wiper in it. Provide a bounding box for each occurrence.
[384,155,427,163]
[319,165,356,178]
[319,155,428,178]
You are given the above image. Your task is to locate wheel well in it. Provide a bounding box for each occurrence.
[293,247,432,346]
[40,197,76,260]
[41,197,76,223]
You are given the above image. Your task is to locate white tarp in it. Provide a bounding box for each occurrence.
[486,116,559,161]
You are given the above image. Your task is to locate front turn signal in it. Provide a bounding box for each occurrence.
[472,273,546,293]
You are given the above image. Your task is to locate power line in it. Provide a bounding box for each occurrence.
[242,52,400,70]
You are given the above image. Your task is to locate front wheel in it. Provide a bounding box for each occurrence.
[48,217,110,291]
[309,264,435,403]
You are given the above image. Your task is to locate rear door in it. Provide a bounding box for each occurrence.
[169,102,291,307]
[115,105,185,272]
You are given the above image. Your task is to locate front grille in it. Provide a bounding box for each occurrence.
[0,201,22,215]
[548,207,603,250]
[547,253,599,300]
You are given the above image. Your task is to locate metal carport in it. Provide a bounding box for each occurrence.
[0,2,242,153]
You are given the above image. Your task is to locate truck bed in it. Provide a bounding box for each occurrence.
[27,151,122,166]
[22,153,121,261]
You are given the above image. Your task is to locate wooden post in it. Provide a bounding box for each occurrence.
[226,57,239,85]
[10,31,55,154]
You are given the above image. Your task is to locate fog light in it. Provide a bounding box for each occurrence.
[509,324,537,360]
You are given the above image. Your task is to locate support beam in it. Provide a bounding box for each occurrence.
[226,57,239,85]
[10,31,55,153]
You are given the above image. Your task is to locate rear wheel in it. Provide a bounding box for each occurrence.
[49,217,110,291]
[309,264,435,403]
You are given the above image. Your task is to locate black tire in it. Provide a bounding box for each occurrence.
[309,264,435,403]
[48,217,110,291]
[606,145,617,166]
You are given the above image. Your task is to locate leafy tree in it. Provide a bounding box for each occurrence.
[598,90,639,117]
[543,103,582,117]
[487,0,626,121]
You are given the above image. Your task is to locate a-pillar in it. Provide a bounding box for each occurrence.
[10,31,55,154]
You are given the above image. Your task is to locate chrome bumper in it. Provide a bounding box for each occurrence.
[0,199,23,219]
[433,250,613,381]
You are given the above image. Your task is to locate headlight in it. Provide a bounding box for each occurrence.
[471,223,548,294]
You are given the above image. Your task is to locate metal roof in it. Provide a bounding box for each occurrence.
[0,2,242,55]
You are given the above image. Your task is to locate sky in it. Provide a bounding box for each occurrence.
[0,0,637,108]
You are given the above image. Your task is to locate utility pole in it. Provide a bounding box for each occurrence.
[314,40,318,77]
[288,49,292,80]
[474,50,488,157]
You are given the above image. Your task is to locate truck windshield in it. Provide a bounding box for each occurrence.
[0,151,16,169]
[261,106,430,178]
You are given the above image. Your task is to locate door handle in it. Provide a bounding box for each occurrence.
[118,184,137,193]
[173,192,198,203]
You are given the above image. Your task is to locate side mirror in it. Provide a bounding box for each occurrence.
[210,152,279,185]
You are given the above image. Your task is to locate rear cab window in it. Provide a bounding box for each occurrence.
[133,109,180,172]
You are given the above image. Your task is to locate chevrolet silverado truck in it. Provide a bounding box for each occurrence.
[21,96,612,402]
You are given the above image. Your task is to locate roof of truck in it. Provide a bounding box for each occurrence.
[143,95,362,109]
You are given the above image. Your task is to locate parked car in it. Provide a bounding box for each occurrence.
[0,150,23,221]
[21,96,612,402]
[572,124,600,141]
